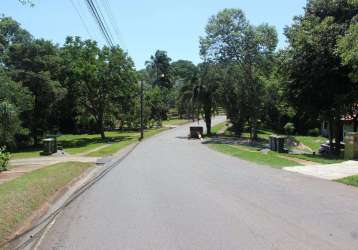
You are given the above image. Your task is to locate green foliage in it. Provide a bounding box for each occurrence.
[338,22,358,82]
[145,50,172,88]
[0,146,11,172]
[284,0,358,150]
[284,122,295,135]
[200,8,278,139]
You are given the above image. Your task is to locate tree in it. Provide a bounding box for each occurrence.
[284,0,358,152]
[75,40,137,139]
[5,39,66,145]
[192,62,221,135]
[0,67,32,147]
[171,60,198,119]
[0,16,31,62]
[200,8,277,139]
[338,22,358,82]
[0,102,22,148]
[145,50,172,88]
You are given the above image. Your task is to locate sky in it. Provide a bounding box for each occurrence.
[2,0,307,69]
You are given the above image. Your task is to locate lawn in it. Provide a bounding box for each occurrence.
[294,135,327,152]
[211,122,228,135]
[162,119,190,126]
[208,143,299,168]
[285,153,344,164]
[10,148,42,159]
[0,162,93,245]
[11,127,169,159]
[336,175,358,187]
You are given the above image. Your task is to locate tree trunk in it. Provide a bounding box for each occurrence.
[251,118,258,141]
[205,113,211,136]
[97,116,106,140]
[354,115,358,132]
[328,118,334,152]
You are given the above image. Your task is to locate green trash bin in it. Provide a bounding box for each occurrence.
[42,138,56,155]
[276,136,286,153]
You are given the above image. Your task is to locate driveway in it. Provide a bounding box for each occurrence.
[37,116,358,250]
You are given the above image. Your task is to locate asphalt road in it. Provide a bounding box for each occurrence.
[38,117,358,250]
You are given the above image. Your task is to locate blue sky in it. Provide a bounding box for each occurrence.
[2,0,306,69]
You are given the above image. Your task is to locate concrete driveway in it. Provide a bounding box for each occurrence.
[37,116,358,250]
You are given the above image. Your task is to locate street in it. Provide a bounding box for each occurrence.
[38,117,358,250]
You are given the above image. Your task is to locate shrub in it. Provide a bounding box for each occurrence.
[284,122,295,135]
[0,146,11,172]
[308,128,320,137]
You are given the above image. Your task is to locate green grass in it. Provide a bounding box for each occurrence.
[162,119,189,126]
[85,128,168,157]
[211,122,228,134]
[208,143,299,168]
[294,136,327,152]
[336,175,358,187]
[0,162,93,244]
[11,128,169,159]
[10,148,42,159]
[285,153,344,164]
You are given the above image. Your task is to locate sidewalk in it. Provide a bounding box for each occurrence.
[284,160,358,180]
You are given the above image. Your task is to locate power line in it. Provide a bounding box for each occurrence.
[69,0,94,39]
[84,0,114,47]
[101,0,125,46]
[93,0,116,45]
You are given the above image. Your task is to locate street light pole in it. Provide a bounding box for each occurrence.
[140,80,144,140]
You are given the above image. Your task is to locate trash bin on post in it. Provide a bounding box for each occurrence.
[42,138,56,155]
[276,136,286,153]
[269,136,277,151]
[269,135,286,153]
[344,132,358,160]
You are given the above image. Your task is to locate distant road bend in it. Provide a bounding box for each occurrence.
[38,116,358,250]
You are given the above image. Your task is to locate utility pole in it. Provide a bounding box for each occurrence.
[140,80,144,140]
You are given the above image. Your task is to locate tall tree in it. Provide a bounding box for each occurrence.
[5,39,66,145]
[284,0,358,151]
[200,8,277,138]
[75,40,137,139]
[192,62,221,135]
[145,50,172,88]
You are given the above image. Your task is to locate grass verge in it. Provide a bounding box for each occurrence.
[208,143,299,168]
[336,175,358,187]
[0,162,93,244]
[211,122,228,135]
[285,153,344,164]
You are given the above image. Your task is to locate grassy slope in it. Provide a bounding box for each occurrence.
[0,162,93,244]
[336,175,358,187]
[209,143,299,168]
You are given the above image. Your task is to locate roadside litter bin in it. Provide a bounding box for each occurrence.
[190,126,204,139]
[344,132,358,160]
[42,138,57,155]
[276,136,286,153]
[269,135,286,153]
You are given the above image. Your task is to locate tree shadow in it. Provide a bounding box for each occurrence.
[59,135,136,149]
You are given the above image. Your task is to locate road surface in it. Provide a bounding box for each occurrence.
[38,117,358,250]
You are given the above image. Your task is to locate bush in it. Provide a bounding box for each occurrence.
[308,128,320,137]
[284,122,295,135]
[0,146,11,172]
